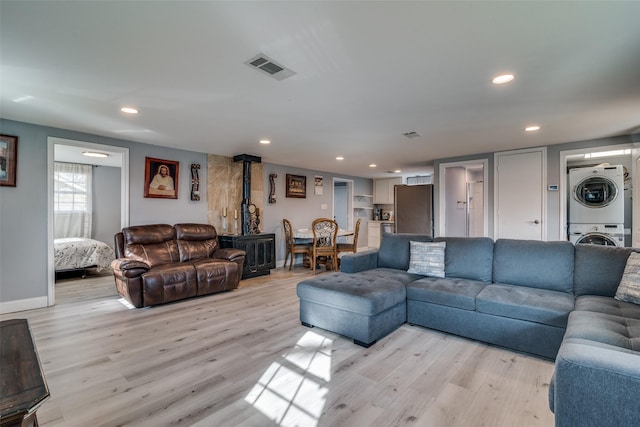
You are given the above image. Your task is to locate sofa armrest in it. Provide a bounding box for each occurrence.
[340,249,379,273]
[213,247,246,263]
[110,258,148,308]
[552,340,640,427]
[111,258,150,273]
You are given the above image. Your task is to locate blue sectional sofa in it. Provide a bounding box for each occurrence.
[296,233,640,427]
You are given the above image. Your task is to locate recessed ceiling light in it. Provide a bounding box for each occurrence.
[259,139,271,144]
[525,125,541,132]
[336,156,344,161]
[492,74,514,84]
[83,151,109,158]
[394,169,402,173]
[121,107,139,114]
[13,95,34,103]
[369,164,377,168]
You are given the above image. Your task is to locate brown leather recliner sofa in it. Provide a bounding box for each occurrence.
[111,223,246,308]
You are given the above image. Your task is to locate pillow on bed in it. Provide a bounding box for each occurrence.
[615,251,640,305]
[407,241,446,278]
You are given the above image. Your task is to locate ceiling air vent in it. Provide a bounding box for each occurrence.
[402,131,422,139]
[245,53,296,81]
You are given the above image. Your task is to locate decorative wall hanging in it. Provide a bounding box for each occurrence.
[286,174,306,198]
[268,173,277,203]
[0,134,18,187]
[144,157,179,199]
[314,175,323,195]
[190,163,200,201]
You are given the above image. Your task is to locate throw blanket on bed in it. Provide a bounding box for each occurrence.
[54,237,115,272]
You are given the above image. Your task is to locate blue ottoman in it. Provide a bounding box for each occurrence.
[296,271,407,347]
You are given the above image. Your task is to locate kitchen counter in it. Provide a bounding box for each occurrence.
[368,221,394,248]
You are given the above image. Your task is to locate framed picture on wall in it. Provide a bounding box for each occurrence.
[144,157,179,199]
[286,174,306,198]
[0,134,18,187]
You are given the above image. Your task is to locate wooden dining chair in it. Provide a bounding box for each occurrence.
[337,218,361,264]
[310,218,338,273]
[283,218,311,270]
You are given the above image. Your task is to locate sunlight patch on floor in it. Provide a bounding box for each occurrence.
[118,298,136,309]
[245,331,333,426]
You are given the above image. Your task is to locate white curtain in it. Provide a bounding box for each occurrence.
[54,162,93,238]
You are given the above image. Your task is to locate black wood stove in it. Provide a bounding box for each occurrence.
[219,154,275,279]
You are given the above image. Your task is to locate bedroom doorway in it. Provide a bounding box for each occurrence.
[47,137,130,306]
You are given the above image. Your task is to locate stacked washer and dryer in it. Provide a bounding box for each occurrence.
[568,164,625,246]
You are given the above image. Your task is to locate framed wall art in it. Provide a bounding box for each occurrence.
[144,157,179,199]
[0,134,18,187]
[286,174,306,198]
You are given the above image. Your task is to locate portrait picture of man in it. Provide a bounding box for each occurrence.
[144,157,179,199]
[0,134,18,187]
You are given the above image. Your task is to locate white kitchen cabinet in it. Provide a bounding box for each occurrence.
[373,178,402,204]
[368,222,381,248]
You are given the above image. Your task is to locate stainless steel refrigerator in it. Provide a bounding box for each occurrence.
[394,184,434,235]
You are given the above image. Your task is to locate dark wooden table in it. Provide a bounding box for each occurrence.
[0,319,50,427]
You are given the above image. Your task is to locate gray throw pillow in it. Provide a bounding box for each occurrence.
[407,241,446,278]
[615,252,640,305]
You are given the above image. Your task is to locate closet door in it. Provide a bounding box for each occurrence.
[494,148,546,241]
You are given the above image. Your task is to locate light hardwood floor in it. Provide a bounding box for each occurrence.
[1,268,555,427]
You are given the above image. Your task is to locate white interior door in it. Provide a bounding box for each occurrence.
[495,148,546,240]
[333,184,349,229]
[332,178,353,238]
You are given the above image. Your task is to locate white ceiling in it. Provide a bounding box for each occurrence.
[2,1,640,179]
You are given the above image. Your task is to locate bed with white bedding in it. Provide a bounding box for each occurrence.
[54,237,115,273]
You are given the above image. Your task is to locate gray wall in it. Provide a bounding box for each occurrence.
[0,118,372,308]
[434,134,639,241]
[259,163,373,266]
[2,115,637,308]
[92,165,121,249]
[0,119,208,306]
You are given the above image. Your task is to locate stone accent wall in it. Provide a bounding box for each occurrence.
[207,154,264,234]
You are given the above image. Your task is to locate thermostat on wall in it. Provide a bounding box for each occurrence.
[548,185,559,191]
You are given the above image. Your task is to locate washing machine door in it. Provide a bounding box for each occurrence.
[573,176,618,208]
[575,233,619,246]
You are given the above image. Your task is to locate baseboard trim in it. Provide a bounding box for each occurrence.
[0,296,48,314]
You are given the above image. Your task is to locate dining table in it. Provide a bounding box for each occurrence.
[293,228,354,240]
[293,227,354,271]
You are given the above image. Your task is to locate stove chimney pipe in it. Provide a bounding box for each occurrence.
[233,154,261,235]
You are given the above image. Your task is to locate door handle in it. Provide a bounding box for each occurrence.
[530,220,540,224]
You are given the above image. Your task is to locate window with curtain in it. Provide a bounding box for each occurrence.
[54,162,93,238]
